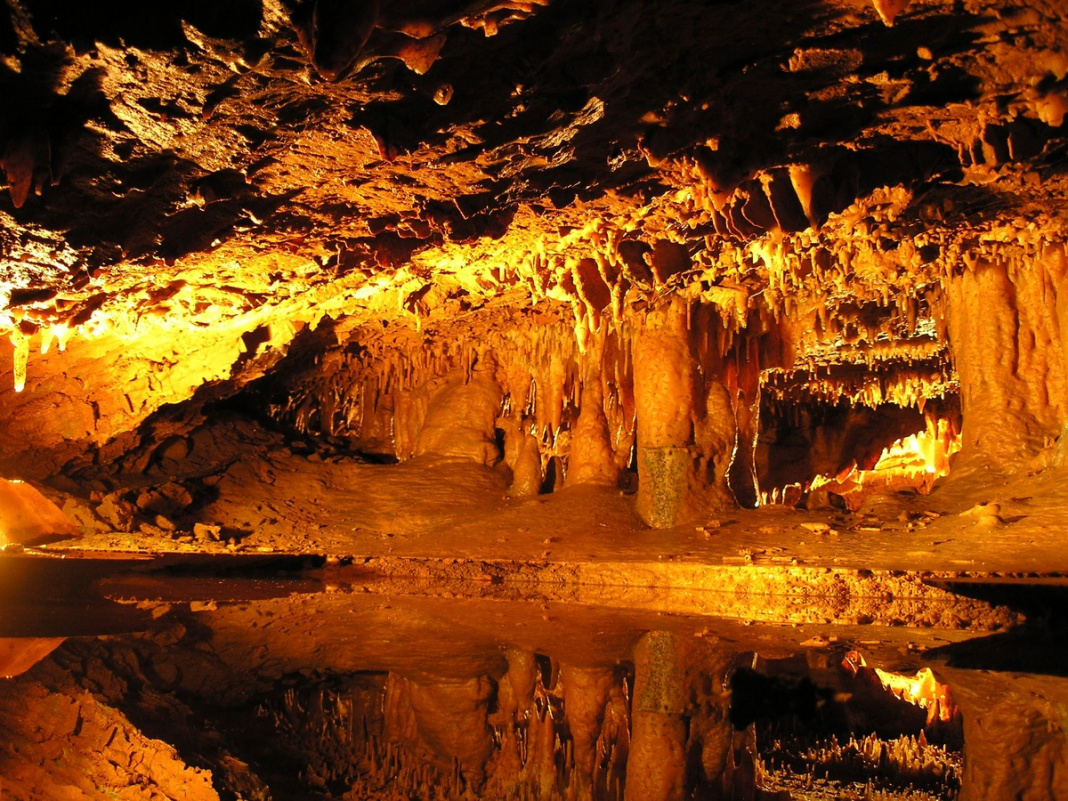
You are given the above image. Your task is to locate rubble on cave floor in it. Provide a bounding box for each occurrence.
[17,408,1068,586]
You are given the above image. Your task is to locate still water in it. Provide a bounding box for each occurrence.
[0,554,1062,800]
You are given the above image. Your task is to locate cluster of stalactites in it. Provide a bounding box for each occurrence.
[268,296,790,499]
[513,218,762,356]
[508,195,958,370]
[761,358,958,414]
[4,317,80,393]
[250,636,753,799]
[273,318,587,453]
[262,232,1068,499]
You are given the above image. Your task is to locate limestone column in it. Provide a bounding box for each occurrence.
[633,297,697,527]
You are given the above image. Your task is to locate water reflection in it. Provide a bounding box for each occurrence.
[0,557,1064,799]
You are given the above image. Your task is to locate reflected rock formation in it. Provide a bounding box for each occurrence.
[0,0,1068,797]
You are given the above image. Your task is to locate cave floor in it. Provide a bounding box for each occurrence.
[13,414,1065,631]
[42,417,1068,572]
[6,415,1068,798]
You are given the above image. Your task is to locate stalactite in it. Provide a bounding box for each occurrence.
[10,329,29,393]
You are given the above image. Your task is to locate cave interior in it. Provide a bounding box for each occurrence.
[2,0,1068,798]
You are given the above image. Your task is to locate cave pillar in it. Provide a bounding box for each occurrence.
[413,358,503,465]
[946,670,1068,800]
[626,632,688,801]
[568,328,619,487]
[944,252,1068,468]
[633,298,697,527]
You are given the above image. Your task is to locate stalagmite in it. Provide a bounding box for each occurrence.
[499,649,538,715]
[567,328,619,487]
[406,676,496,791]
[695,376,739,508]
[510,426,544,497]
[414,358,504,465]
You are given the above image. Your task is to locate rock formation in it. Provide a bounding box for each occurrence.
[1,0,1067,797]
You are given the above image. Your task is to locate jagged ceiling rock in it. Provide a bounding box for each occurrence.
[0,0,1065,479]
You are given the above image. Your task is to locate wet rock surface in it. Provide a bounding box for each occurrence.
[0,568,1062,799]
[0,0,1067,797]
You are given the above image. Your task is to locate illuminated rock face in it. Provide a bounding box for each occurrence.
[949,670,1068,801]
[945,248,1068,466]
[0,477,80,546]
[0,1,1067,794]
[0,0,1063,506]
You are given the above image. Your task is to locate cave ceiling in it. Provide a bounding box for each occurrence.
[0,0,1066,477]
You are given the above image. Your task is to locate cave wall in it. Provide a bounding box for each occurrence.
[0,0,1064,527]
[944,243,1068,467]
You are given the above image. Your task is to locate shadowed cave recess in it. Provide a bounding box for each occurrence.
[2,0,1068,798]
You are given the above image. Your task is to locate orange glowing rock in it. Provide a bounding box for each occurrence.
[871,0,911,26]
[0,478,82,547]
[0,637,65,678]
[844,650,958,727]
[770,420,962,510]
